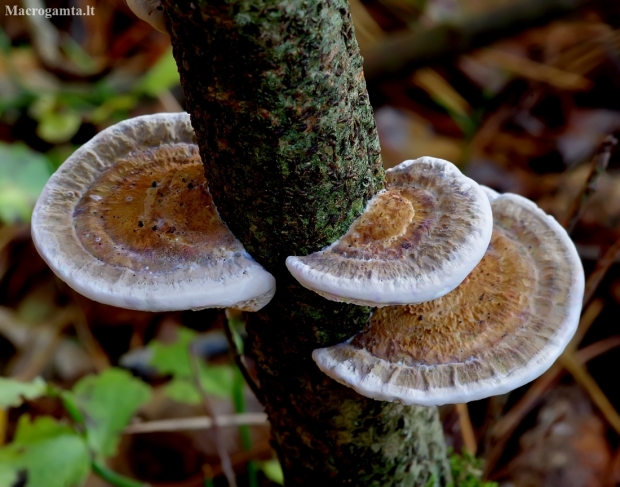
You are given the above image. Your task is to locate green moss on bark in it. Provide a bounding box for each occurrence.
[163,0,451,484]
[164,0,382,267]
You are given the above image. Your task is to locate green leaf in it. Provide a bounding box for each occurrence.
[164,365,235,405]
[197,364,234,398]
[0,143,52,223]
[163,378,200,405]
[149,327,197,377]
[0,377,47,409]
[258,459,284,485]
[60,36,98,75]
[135,49,180,96]
[46,145,77,171]
[0,415,90,487]
[90,95,137,124]
[71,368,151,457]
[37,110,82,144]
[0,464,17,487]
[149,328,235,404]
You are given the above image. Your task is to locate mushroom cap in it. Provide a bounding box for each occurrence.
[32,113,275,312]
[480,185,500,202]
[126,0,166,33]
[313,193,584,405]
[286,157,493,306]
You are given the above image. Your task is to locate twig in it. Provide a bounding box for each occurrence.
[486,298,605,475]
[364,0,603,82]
[0,408,7,446]
[484,364,561,476]
[486,335,620,477]
[568,298,605,352]
[577,335,620,363]
[21,0,62,68]
[124,413,268,434]
[92,460,151,487]
[349,0,385,50]
[558,351,620,435]
[563,135,617,232]
[476,49,591,90]
[583,237,620,306]
[0,306,30,348]
[455,403,477,455]
[72,299,111,372]
[157,91,183,113]
[223,310,263,403]
[9,307,77,381]
[188,341,238,487]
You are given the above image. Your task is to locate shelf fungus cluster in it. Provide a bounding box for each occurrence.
[32,108,584,406]
[288,158,584,406]
[32,113,275,312]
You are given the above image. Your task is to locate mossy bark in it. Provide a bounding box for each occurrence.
[163,0,451,484]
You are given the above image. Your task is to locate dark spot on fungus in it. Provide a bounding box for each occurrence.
[152,181,157,188]
[152,225,158,231]
[138,221,144,227]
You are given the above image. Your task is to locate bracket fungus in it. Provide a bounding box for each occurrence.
[31,113,275,312]
[312,192,584,406]
[286,157,493,306]
[126,0,166,33]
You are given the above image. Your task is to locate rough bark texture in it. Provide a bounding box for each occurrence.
[163,0,451,485]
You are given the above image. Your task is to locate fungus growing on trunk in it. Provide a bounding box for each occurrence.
[312,192,584,405]
[32,113,275,312]
[286,157,493,306]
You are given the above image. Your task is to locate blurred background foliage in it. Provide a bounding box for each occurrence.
[1,0,620,486]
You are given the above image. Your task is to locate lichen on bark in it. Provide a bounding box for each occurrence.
[163,0,451,484]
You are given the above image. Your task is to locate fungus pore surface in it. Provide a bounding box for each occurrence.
[286,157,493,306]
[74,144,239,272]
[313,194,584,405]
[32,113,275,312]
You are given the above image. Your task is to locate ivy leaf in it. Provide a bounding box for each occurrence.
[0,377,47,409]
[71,368,151,458]
[0,415,89,487]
